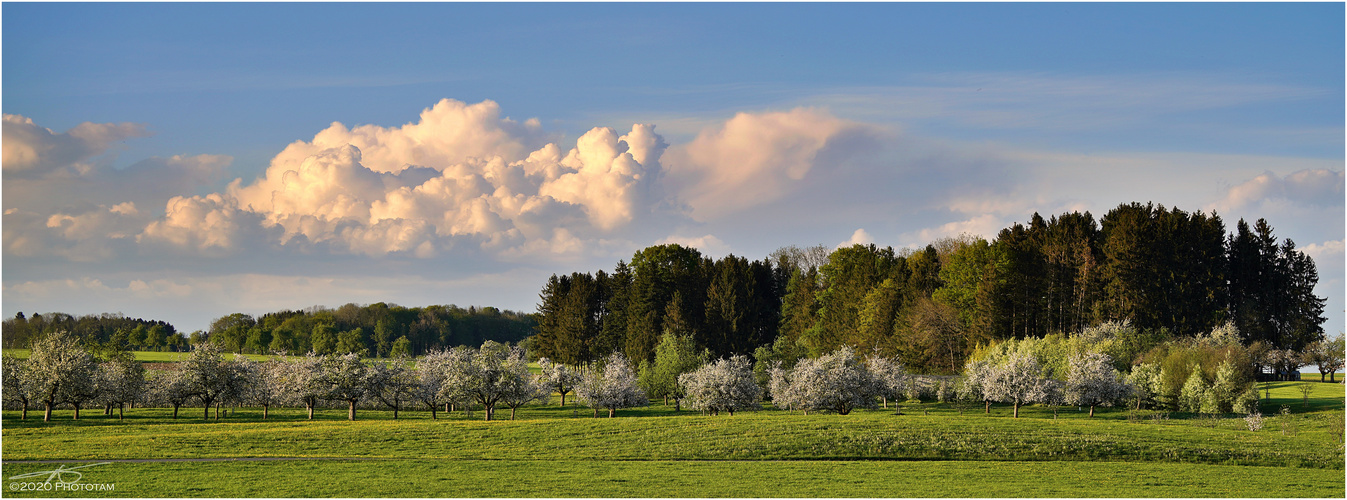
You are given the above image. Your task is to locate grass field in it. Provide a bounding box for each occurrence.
[2,381,1342,497]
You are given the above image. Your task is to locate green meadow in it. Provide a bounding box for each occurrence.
[2,381,1343,497]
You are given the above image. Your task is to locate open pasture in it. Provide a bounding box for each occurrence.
[3,381,1342,497]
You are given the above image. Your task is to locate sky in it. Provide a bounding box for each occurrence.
[2,3,1343,337]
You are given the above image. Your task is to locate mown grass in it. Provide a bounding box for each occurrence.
[3,381,1342,497]
[1,459,1342,498]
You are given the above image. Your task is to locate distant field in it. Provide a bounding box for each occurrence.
[3,381,1342,497]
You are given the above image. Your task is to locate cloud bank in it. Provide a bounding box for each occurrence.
[9,99,865,265]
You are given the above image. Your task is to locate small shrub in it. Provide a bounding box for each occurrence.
[1244,410,1264,432]
[1279,405,1298,437]
[1298,382,1314,408]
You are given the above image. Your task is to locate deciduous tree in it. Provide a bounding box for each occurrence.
[1063,352,1128,417]
[28,330,99,421]
[679,355,761,416]
[576,352,647,418]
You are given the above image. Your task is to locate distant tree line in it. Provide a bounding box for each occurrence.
[2,303,536,358]
[201,303,535,357]
[2,312,181,352]
[533,202,1327,375]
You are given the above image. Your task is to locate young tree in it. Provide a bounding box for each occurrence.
[1063,352,1128,417]
[639,331,706,410]
[414,348,452,419]
[319,352,369,420]
[780,346,882,415]
[865,354,906,409]
[984,351,1051,418]
[2,354,37,419]
[537,357,581,406]
[240,357,285,419]
[1179,366,1208,413]
[957,359,996,414]
[679,355,762,416]
[276,352,325,419]
[147,369,193,419]
[497,355,550,420]
[576,352,648,418]
[27,330,99,421]
[179,342,235,420]
[99,352,146,421]
[366,356,417,419]
[1126,363,1163,411]
[767,361,802,412]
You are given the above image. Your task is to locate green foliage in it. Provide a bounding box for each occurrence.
[639,331,706,406]
[1179,367,1207,413]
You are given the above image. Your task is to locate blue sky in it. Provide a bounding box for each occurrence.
[3,2,1343,337]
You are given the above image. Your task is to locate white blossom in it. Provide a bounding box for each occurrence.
[537,357,581,406]
[778,347,881,415]
[983,350,1052,418]
[1063,352,1130,417]
[576,352,647,417]
[28,330,99,421]
[678,355,762,416]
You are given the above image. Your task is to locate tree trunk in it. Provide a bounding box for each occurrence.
[559,392,566,407]
[348,400,356,421]
[393,406,399,420]
[510,407,517,420]
[1013,402,1020,418]
[593,408,599,418]
[985,401,991,414]
[215,403,221,420]
[675,398,681,412]
[664,395,669,406]
[307,403,314,420]
[118,404,124,421]
[1089,405,1095,418]
[73,403,81,420]
[882,396,887,409]
[608,408,615,418]
[263,405,269,419]
[21,406,28,420]
[44,402,52,422]
[172,404,179,419]
[429,403,437,420]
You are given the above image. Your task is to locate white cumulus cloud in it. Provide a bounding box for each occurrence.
[1211,169,1345,213]
[2,113,150,176]
[664,107,874,219]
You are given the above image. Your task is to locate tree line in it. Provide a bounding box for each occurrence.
[2,312,181,352]
[2,330,649,422]
[6,322,1340,425]
[201,303,535,357]
[534,202,1328,375]
[2,303,536,358]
